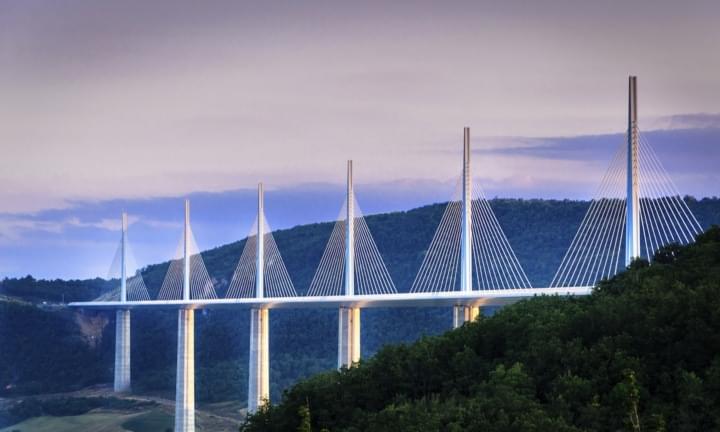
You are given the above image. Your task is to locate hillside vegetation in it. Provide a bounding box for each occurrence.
[1,198,719,407]
[242,226,720,431]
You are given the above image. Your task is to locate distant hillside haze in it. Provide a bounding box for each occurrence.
[1,198,719,405]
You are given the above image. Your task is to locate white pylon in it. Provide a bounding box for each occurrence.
[339,161,360,368]
[120,212,128,303]
[455,127,478,328]
[344,161,355,297]
[460,127,472,292]
[248,183,270,414]
[114,212,131,393]
[256,183,265,299]
[176,199,196,432]
[625,76,640,266]
[183,200,191,301]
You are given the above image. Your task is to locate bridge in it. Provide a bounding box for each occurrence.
[70,76,702,432]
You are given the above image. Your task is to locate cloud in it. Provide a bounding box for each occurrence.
[66,216,141,231]
[0,214,150,246]
[477,128,720,170]
[646,113,720,130]
[0,217,66,243]
[477,134,622,161]
[2,0,720,215]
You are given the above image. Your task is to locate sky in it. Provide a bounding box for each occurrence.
[1,0,719,279]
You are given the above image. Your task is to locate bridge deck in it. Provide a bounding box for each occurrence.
[69,287,592,310]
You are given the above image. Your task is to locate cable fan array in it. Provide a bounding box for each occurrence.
[226,215,297,298]
[550,144,627,288]
[551,131,702,288]
[157,225,218,300]
[637,131,702,259]
[95,128,702,301]
[307,198,397,296]
[411,176,532,293]
[95,232,151,302]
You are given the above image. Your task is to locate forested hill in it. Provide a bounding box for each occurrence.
[1,198,719,406]
[242,226,720,432]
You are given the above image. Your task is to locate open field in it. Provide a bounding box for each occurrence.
[0,410,166,432]
[0,386,242,432]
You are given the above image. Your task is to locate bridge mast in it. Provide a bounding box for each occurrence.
[176,199,195,432]
[120,212,127,303]
[454,127,479,328]
[460,127,472,292]
[339,160,360,368]
[345,161,355,296]
[256,183,265,299]
[248,183,270,413]
[625,76,640,266]
[183,200,191,301]
[114,212,131,393]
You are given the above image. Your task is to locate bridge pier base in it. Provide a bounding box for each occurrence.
[248,308,270,414]
[453,305,479,328]
[114,309,131,392]
[338,307,360,368]
[175,308,195,432]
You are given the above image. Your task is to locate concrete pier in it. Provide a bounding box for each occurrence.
[248,308,270,413]
[175,308,195,432]
[452,305,479,328]
[113,309,131,392]
[338,307,360,368]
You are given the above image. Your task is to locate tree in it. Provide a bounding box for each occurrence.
[297,399,312,432]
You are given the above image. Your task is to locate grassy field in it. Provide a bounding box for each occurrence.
[0,385,242,432]
[0,409,173,432]
[0,408,244,432]
[121,410,174,432]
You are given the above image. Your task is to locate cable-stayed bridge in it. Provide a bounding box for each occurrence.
[70,77,703,432]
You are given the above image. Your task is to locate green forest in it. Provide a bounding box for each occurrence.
[242,226,720,431]
[1,197,719,418]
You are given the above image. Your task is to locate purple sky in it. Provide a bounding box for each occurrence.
[1,1,719,278]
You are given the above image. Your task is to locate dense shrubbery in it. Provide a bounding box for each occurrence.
[242,227,720,431]
[0,276,113,304]
[0,302,106,395]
